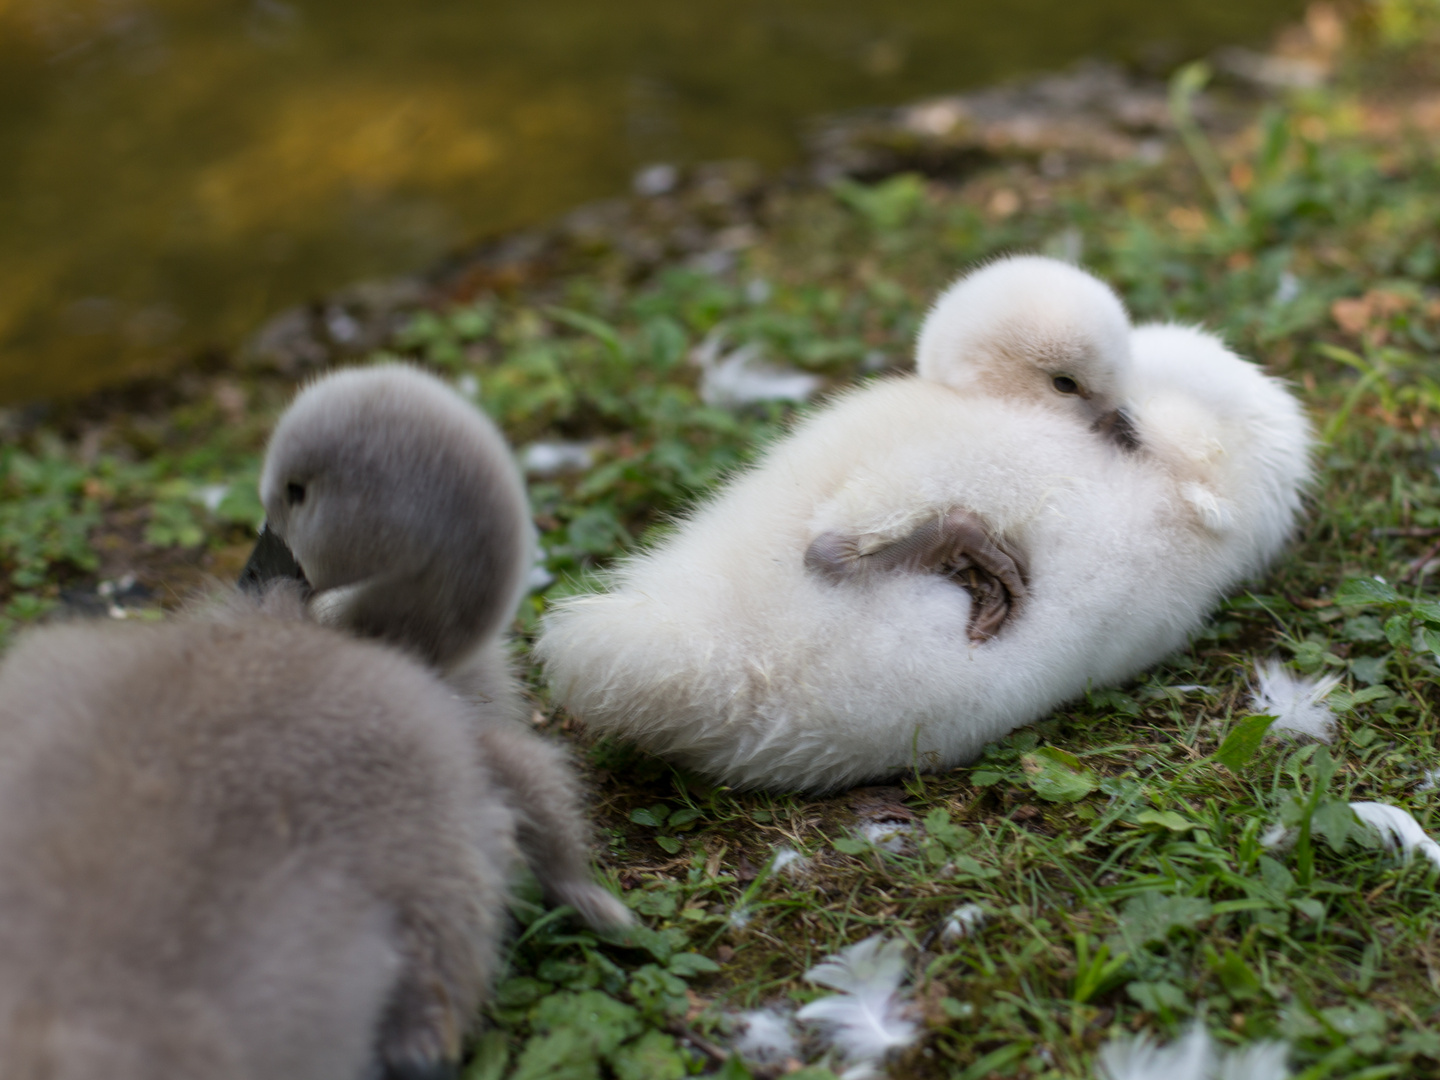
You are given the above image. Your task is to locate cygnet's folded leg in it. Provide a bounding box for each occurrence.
[473,723,634,932]
[805,507,1027,643]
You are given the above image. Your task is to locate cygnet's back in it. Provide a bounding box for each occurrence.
[0,588,506,1080]
[260,364,533,672]
[1125,322,1313,572]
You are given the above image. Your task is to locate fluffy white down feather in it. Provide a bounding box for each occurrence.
[731,1008,798,1066]
[1349,801,1440,869]
[538,259,1313,792]
[796,936,917,1067]
[1096,1025,1289,1080]
[940,903,986,942]
[693,334,821,408]
[1250,660,1340,742]
[771,846,812,877]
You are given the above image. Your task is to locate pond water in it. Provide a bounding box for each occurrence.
[1,0,1304,403]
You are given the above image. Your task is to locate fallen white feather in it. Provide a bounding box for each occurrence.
[797,935,917,1068]
[1259,823,1292,850]
[1250,660,1340,742]
[195,483,230,512]
[1417,768,1440,793]
[527,547,556,592]
[940,903,986,943]
[692,333,821,408]
[1096,1024,1213,1080]
[1218,1040,1291,1080]
[731,1008,798,1066]
[520,440,595,477]
[771,846,812,877]
[1095,1025,1290,1080]
[861,821,913,854]
[1349,801,1440,869]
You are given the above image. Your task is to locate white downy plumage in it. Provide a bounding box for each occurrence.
[1349,801,1440,869]
[538,256,1313,792]
[1250,660,1340,742]
[1096,1025,1289,1080]
[796,935,917,1076]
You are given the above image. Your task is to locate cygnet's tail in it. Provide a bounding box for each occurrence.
[474,721,633,932]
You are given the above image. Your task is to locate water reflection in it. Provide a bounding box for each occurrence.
[0,0,1303,402]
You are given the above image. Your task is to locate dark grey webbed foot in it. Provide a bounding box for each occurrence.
[804,508,1027,643]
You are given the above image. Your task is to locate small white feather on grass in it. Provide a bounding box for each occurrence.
[519,440,596,477]
[1250,660,1341,742]
[692,334,821,408]
[939,903,986,943]
[731,1008,799,1067]
[1096,1024,1213,1080]
[1349,801,1440,869]
[1259,823,1292,850]
[771,845,812,877]
[1095,1025,1290,1080]
[861,821,914,854]
[796,935,917,1071]
[1218,1040,1291,1080]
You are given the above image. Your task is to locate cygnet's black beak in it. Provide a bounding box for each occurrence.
[237,523,311,596]
[1092,406,1141,453]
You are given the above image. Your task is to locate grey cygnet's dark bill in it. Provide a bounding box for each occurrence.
[1092,406,1140,452]
[237,523,311,595]
[805,508,1027,643]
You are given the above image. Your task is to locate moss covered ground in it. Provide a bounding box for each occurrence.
[5,4,1440,1078]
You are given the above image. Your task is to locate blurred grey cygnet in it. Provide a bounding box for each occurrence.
[0,365,630,1080]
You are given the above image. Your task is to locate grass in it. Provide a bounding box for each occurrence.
[4,5,1440,1078]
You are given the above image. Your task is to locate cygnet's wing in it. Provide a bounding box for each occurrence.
[806,508,1026,643]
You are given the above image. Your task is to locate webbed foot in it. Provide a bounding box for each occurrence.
[805,508,1026,642]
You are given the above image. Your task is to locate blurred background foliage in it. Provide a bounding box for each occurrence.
[0,0,1307,401]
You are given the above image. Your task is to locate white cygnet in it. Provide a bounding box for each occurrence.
[537,257,1312,793]
[0,365,630,1080]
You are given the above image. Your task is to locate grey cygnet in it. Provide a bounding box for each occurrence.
[0,365,630,1080]
[257,364,534,675]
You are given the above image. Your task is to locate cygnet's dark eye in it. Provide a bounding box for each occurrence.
[285,482,306,507]
[1052,374,1081,395]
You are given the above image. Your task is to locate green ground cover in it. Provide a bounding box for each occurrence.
[4,4,1440,1077]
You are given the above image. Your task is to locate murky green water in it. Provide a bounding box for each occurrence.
[1,0,1304,403]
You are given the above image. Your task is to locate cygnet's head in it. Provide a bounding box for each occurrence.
[915,255,1136,442]
[259,363,532,670]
